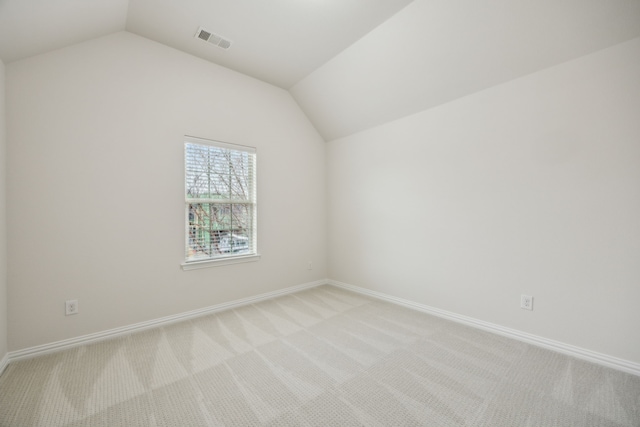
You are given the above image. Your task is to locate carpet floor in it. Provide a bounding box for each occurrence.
[0,285,638,426]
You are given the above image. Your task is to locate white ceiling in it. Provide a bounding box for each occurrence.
[0,0,413,89]
[291,0,640,140]
[125,0,413,89]
[0,0,129,63]
[1,0,639,140]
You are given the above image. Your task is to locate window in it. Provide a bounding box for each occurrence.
[183,136,258,269]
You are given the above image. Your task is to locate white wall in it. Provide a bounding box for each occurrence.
[6,32,326,351]
[0,59,7,362]
[327,38,640,364]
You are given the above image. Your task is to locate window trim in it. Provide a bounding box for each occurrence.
[182,135,259,270]
[181,254,261,270]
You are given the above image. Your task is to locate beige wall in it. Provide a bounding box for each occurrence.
[327,38,640,364]
[0,59,7,361]
[6,32,327,351]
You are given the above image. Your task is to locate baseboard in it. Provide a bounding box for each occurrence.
[329,279,640,377]
[9,278,638,377]
[8,279,329,363]
[0,353,8,376]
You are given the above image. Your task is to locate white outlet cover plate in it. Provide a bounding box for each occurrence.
[521,295,533,310]
[65,300,78,315]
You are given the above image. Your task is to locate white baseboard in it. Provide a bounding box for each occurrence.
[8,279,328,363]
[7,278,639,378]
[329,279,640,377]
[0,353,8,376]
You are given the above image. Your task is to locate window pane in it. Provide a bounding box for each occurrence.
[230,204,253,253]
[184,144,205,198]
[187,203,255,258]
[210,147,231,199]
[186,144,231,199]
[229,151,251,199]
[187,203,231,258]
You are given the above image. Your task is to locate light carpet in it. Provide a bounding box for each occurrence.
[0,285,638,426]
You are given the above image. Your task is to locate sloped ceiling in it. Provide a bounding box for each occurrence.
[125,0,414,89]
[0,0,129,63]
[1,0,639,141]
[0,0,413,89]
[291,0,640,141]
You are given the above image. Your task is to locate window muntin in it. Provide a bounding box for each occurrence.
[184,137,256,263]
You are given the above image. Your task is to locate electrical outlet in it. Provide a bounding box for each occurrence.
[65,299,79,316]
[520,295,533,311]
[307,261,313,270]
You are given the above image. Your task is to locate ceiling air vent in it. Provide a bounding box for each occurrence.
[195,27,232,50]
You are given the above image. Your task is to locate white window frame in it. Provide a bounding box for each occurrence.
[181,136,260,270]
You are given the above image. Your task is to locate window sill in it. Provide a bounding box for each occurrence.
[181,254,261,271]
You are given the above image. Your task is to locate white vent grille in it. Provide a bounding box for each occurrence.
[197,29,211,41]
[195,27,232,50]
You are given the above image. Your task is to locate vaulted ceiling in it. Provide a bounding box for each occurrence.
[1,0,639,141]
[0,0,413,88]
[291,0,640,140]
